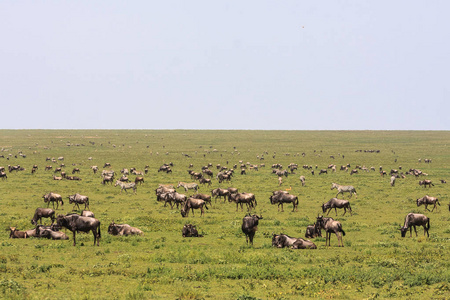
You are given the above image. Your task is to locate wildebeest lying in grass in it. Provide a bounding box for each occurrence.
[181,198,208,217]
[81,210,95,218]
[43,192,64,209]
[9,227,28,238]
[182,224,202,237]
[31,208,55,225]
[400,213,430,237]
[321,198,352,216]
[269,190,298,212]
[316,215,346,247]
[272,234,317,249]
[241,214,262,245]
[305,223,322,238]
[57,214,101,246]
[35,225,69,240]
[108,221,143,236]
[417,195,440,212]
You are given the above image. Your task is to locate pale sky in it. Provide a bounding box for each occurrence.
[1,1,449,130]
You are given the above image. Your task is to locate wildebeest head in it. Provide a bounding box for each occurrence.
[108,221,118,235]
[399,227,408,237]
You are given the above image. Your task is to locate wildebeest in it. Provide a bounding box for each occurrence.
[321,198,352,216]
[269,191,298,212]
[35,225,69,240]
[319,169,328,175]
[43,192,64,209]
[305,223,322,238]
[182,224,202,237]
[9,227,28,238]
[134,176,144,185]
[272,234,317,249]
[91,166,98,174]
[419,180,434,188]
[102,175,114,185]
[199,177,212,186]
[108,221,143,236]
[299,175,305,186]
[241,214,262,245]
[417,195,440,212]
[0,172,7,180]
[316,215,346,247]
[68,193,90,210]
[56,214,101,246]
[400,213,430,237]
[331,183,357,199]
[177,181,199,192]
[390,175,396,186]
[211,188,230,202]
[191,193,212,205]
[180,198,209,217]
[72,168,80,174]
[31,208,55,225]
[229,193,257,211]
[81,210,95,218]
[114,180,137,194]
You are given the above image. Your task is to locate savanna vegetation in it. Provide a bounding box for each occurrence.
[0,130,449,299]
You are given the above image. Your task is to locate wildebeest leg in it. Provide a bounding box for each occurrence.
[280,203,284,212]
[73,232,76,246]
[413,225,418,237]
[342,208,346,216]
[200,207,204,216]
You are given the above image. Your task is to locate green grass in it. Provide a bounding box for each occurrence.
[0,130,449,299]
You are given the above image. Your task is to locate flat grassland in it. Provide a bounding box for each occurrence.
[0,130,449,300]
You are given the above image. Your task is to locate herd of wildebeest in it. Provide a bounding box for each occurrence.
[3,149,448,250]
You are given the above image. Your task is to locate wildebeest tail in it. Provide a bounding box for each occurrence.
[98,223,101,238]
[339,224,346,236]
[205,203,209,210]
[437,199,440,206]
[426,218,430,231]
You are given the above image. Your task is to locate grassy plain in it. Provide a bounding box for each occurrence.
[0,130,449,300]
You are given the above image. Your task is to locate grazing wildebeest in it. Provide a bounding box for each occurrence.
[114,180,137,194]
[400,213,430,237]
[419,180,434,188]
[72,168,80,174]
[182,224,201,237]
[180,198,208,217]
[0,172,7,180]
[56,214,101,246]
[103,162,111,168]
[319,169,328,175]
[269,191,298,212]
[68,193,90,210]
[81,210,95,218]
[299,175,305,186]
[272,234,317,249]
[350,169,358,175]
[177,181,199,192]
[108,221,143,236]
[417,195,440,212]
[305,223,322,238]
[390,175,396,186]
[35,225,69,240]
[229,193,257,211]
[316,215,346,247]
[43,192,64,209]
[321,198,352,216]
[211,188,230,202]
[31,208,55,225]
[91,166,98,174]
[9,227,28,238]
[331,183,357,199]
[134,176,144,185]
[241,214,263,245]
